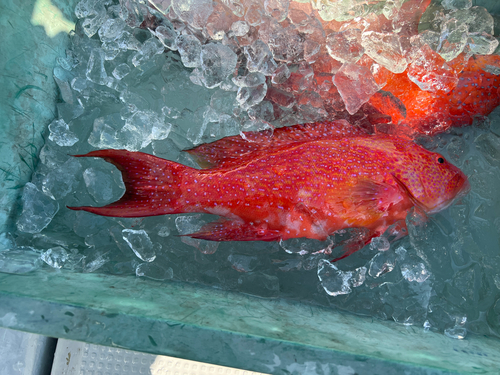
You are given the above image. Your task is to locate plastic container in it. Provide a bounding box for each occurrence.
[1,1,500,374]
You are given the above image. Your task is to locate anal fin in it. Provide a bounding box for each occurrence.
[182,219,281,242]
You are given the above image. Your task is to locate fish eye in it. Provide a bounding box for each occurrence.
[437,157,445,164]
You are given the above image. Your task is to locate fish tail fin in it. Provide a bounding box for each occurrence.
[68,149,194,217]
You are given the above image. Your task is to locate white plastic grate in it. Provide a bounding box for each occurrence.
[51,339,268,375]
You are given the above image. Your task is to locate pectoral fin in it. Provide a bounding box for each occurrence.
[351,179,404,212]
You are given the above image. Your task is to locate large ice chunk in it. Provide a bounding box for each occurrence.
[468,33,499,55]
[86,49,109,85]
[317,259,367,296]
[120,110,172,150]
[0,247,42,274]
[122,229,157,262]
[171,0,213,30]
[154,24,179,50]
[200,43,238,89]
[48,119,79,147]
[176,34,202,68]
[407,45,458,93]
[264,0,289,22]
[361,31,408,74]
[16,183,59,234]
[437,18,469,61]
[326,29,364,64]
[98,18,126,43]
[333,63,380,114]
[244,39,278,76]
[42,158,82,200]
[131,37,165,67]
[234,72,268,110]
[82,167,115,205]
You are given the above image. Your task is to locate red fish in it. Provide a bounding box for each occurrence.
[69,121,469,260]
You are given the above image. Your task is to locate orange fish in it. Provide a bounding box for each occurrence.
[267,0,500,135]
[69,121,469,260]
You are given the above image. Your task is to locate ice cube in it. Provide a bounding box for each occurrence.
[42,158,82,200]
[40,246,69,269]
[154,24,178,50]
[368,251,397,277]
[333,62,380,115]
[48,119,79,147]
[88,114,124,149]
[271,63,290,84]
[16,183,59,234]
[446,136,469,164]
[437,18,468,61]
[176,34,202,68]
[304,39,320,61]
[132,37,165,67]
[247,100,275,122]
[228,254,260,272]
[136,263,173,280]
[237,272,280,298]
[76,0,107,37]
[98,18,126,42]
[112,63,131,80]
[71,77,88,92]
[401,262,431,283]
[245,2,263,26]
[244,39,278,75]
[200,43,238,89]
[370,236,390,252]
[468,33,499,55]
[361,31,408,74]
[149,0,172,13]
[264,0,289,22]
[231,20,250,36]
[156,225,171,237]
[82,251,109,273]
[326,29,364,64]
[444,317,467,339]
[115,31,142,51]
[86,49,109,85]
[236,83,267,110]
[83,168,116,204]
[0,247,42,274]
[407,45,458,93]
[53,67,74,104]
[450,6,494,35]
[120,110,172,150]
[262,21,304,63]
[122,229,157,262]
[317,260,367,296]
[57,102,84,123]
[39,144,70,170]
[171,0,214,29]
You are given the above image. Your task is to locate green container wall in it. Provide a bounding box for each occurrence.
[1,1,500,374]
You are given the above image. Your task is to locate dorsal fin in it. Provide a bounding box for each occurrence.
[185,120,365,169]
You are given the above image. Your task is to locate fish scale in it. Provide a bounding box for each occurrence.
[69,121,469,261]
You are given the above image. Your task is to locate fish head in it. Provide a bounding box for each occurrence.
[392,142,470,214]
